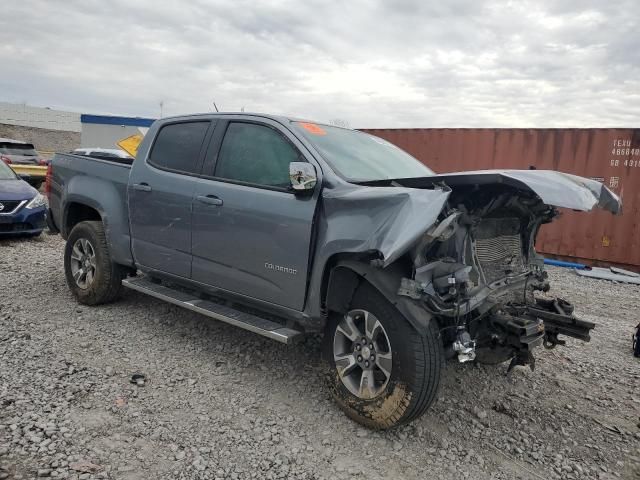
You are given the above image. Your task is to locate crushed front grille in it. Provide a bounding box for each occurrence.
[474,217,526,284]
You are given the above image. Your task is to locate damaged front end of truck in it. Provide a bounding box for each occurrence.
[299,124,626,428]
[388,170,621,370]
[320,169,621,372]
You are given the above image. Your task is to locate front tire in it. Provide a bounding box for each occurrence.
[326,282,443,429]
[64,221,124,305]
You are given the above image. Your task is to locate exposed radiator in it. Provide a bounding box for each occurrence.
[474,218,526,284]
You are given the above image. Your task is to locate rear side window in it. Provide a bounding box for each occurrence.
[214,123,300,188]
[149,122,209,174]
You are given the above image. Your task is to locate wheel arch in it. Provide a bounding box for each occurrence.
[64,202,102,238]
[324,259,434,336]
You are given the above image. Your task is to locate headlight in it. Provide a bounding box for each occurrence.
[25,193,46,209]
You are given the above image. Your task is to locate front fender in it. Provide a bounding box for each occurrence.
[326,260,434,336]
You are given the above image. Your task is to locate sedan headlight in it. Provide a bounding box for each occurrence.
[25,193,46,209]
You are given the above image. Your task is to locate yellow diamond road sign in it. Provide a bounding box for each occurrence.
[117,133,144,158]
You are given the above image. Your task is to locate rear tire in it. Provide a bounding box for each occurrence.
[64,221,124,305]
[325,282,443,429]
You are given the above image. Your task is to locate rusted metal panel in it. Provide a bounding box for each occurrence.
[361,128,640,269]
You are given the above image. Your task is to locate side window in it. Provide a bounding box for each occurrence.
[214,123,301,188]
[149,121,209,174]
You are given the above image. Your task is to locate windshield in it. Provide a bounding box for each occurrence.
[293,122,434,181]
[0,160,18,180]
[0,143,38,156]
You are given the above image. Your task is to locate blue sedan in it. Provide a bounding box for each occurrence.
[0,160,46,236]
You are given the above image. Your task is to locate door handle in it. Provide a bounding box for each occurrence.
[132,183,152,192]
[196,195,223,206]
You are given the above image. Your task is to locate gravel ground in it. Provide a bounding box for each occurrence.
[1,234,639,480]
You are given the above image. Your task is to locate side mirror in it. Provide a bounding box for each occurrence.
[289,162,317,193]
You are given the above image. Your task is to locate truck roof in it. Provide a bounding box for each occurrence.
[155,112,333,128]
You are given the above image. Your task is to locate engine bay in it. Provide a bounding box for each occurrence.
[398,185,596,370]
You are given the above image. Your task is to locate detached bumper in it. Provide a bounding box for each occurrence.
[0,205,46,235]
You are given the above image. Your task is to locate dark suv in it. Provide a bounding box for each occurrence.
[0,138,45,165]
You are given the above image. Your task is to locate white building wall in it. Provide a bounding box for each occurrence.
[81,124,146,149]
[0,102,81,132]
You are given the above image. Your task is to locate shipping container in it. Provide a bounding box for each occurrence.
[360,128,640,270]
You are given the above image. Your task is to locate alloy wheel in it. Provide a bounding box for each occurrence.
[333,309,393,399]
[69,238,97,290]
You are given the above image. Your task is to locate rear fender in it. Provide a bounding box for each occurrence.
[326,260,433,335]
[63,175,133,266]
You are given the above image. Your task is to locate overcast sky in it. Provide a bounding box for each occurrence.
[1,0,638,128]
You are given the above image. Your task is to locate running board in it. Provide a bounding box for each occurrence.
[122,276,303,344]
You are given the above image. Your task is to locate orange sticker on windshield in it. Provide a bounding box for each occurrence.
[299,122,327,135]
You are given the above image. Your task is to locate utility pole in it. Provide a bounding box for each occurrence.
[159,100,164,118]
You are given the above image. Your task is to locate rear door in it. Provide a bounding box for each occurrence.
[190,118,319,310]
[128,120,213,277]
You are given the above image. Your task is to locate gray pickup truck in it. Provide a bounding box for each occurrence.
[47,113,621,429]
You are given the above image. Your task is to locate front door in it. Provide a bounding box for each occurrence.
[191,119,318,310]
[128,120,212,277]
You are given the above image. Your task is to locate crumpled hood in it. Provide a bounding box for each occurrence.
[318,184,451,267]
[428,169,622,214]
[315,169,621,270]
